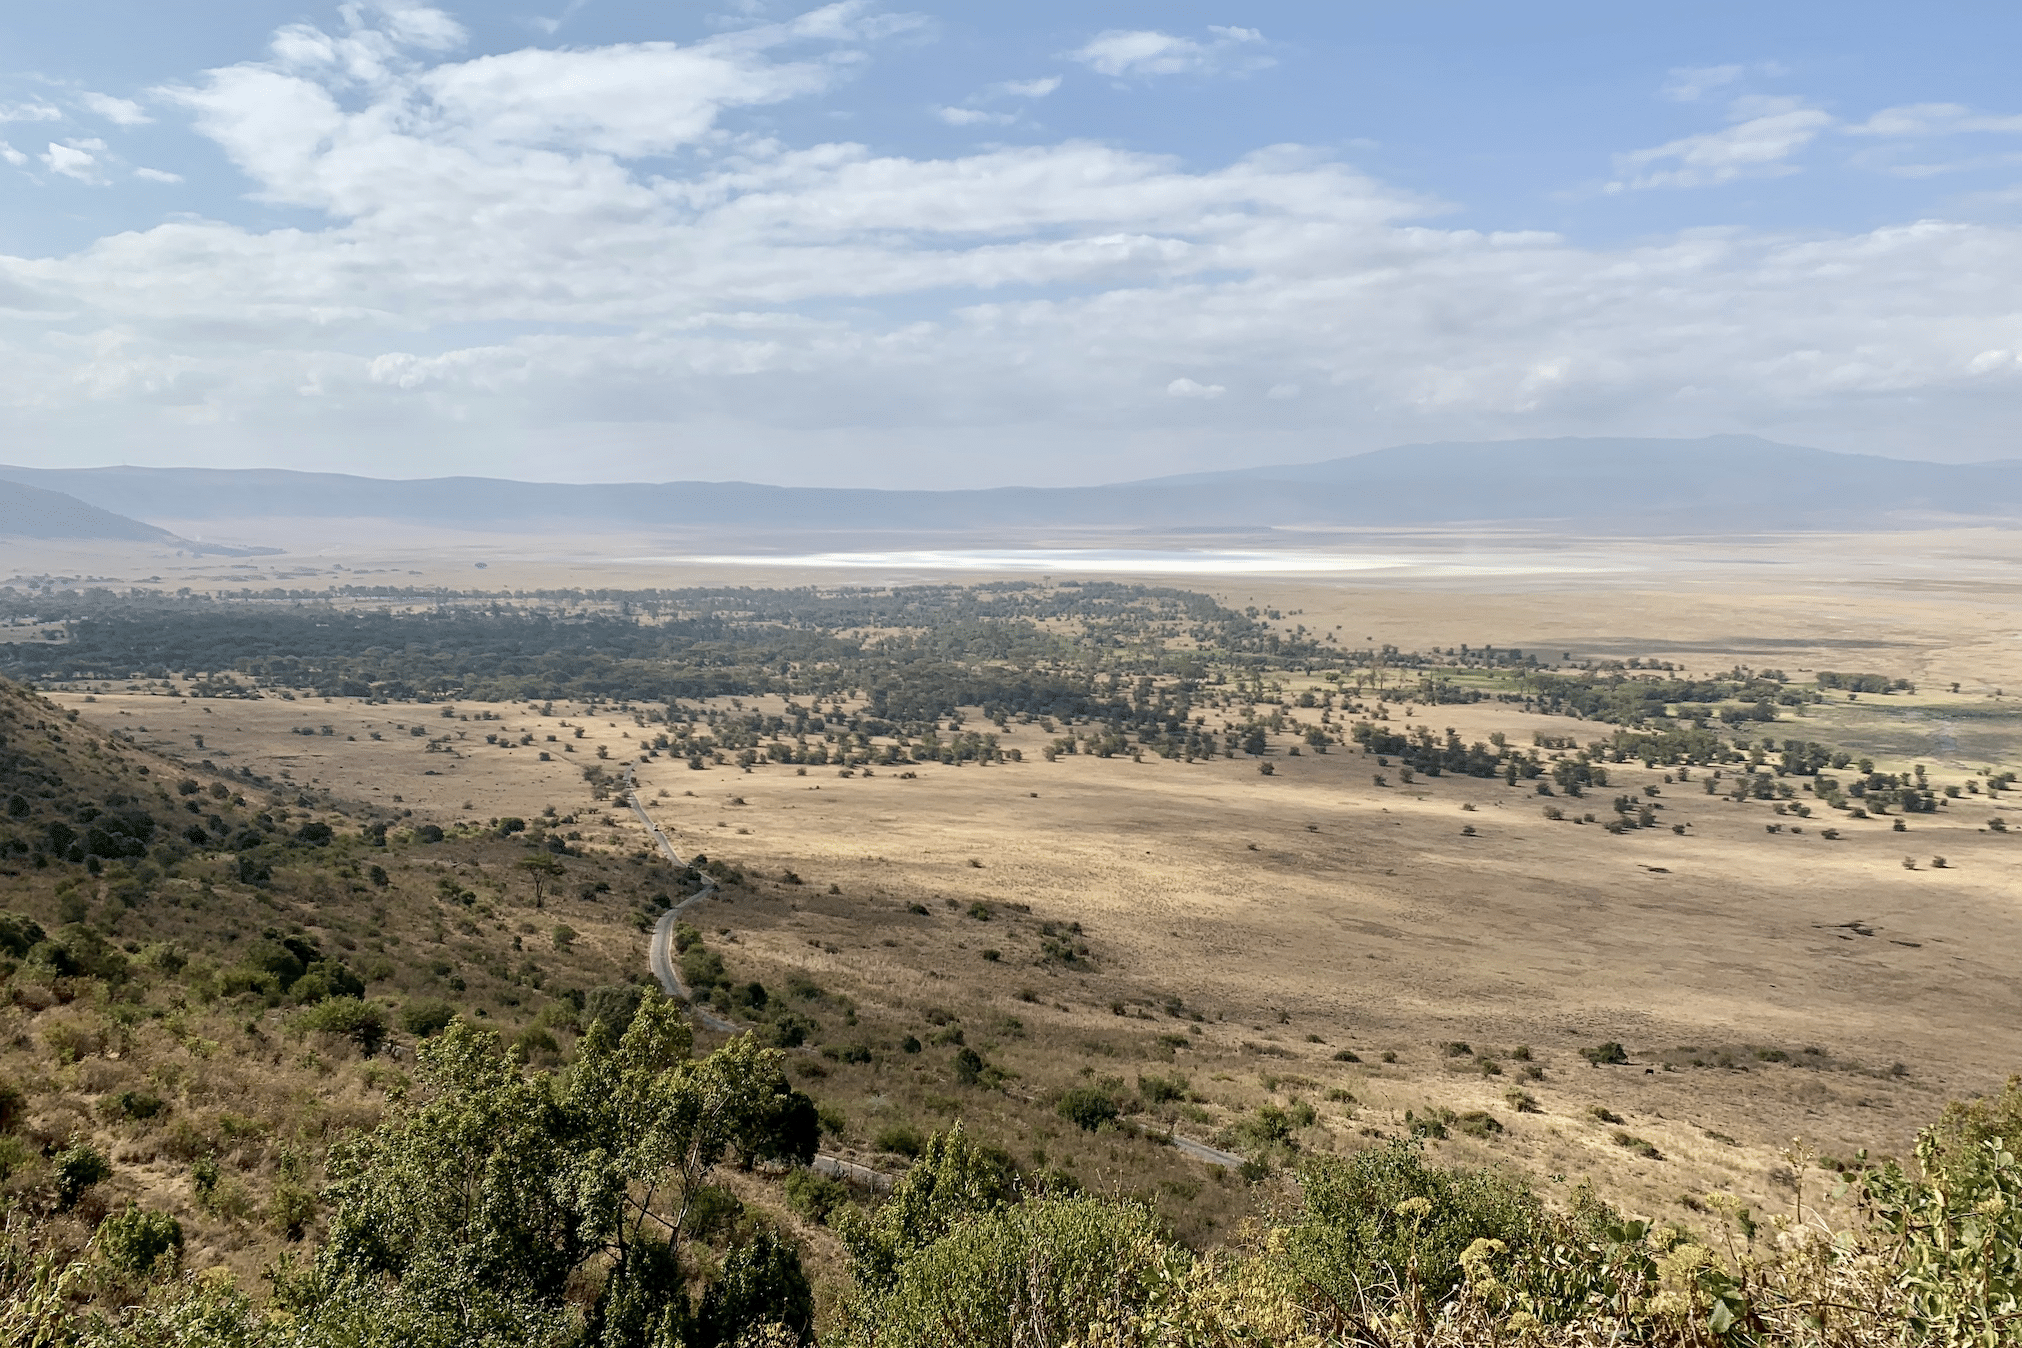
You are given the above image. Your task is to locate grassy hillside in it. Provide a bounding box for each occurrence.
[0,674,698,1293]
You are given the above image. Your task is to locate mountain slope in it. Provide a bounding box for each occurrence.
[0,480,179,542]
[6,436,2021,533]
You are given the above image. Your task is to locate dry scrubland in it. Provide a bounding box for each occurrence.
[4,526,2022,1342]
[50,671,2022,1232]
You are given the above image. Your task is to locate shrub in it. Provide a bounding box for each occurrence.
[1331,1048,1361,1063]
[1455,1110,1503,1138]
[783,1167,849,1225]
[1057,1087,1121,1132]
[294,997,388,1054]
[101,1089,168,1123]
[584,983,645,1035]
[398,998,458,1038]
[1137,1072,1189,1104]
[1582,1041,1629,1065]
[875,1123,926,1158]
[97,1206,183,1275]
[1287,1140,1555,1308]
[696,1228,814,1348]
[768,1012,818,1050]
[272,1181,318,1240]
[846,1194,1176,1347]
[53,1143,111,1210]
[1611,1130,1663,1159]
[512,1027,560,1063]
[1588,1104,1624,1124]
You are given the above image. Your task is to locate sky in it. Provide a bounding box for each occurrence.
[4,1,2022,487]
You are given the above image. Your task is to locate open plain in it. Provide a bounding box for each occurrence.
[16,523,2020,1239]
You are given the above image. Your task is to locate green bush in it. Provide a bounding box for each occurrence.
[53,1143,111,1210]
[294,997,389,1054]
[101,1089,168,1123]
[1286,1140,1557,1308]
[511,1027,560,1063]
[583,983,645,1035]
[272,1180,318,1240]
[695,1228,814,1347]
[875,1123,926,1158]
[1056,1087,1120,1133]
[398,998,458,1038]
[1583,1041,1630,1065]
[783,1167,849,1225]
[97,1205,183,1275]
[846,1193,1181,1348]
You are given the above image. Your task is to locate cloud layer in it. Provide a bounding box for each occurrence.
[5,5,2022,485]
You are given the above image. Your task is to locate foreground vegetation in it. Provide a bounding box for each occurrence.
[9,1033,2022,1345]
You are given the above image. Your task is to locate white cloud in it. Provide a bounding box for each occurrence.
[0,141,25,167]
[1069,26,1267,79]
[998,76,1060,99]
[1847,103,2022,137]
[41,139,107,184]
[7,7,2022,482]
[0,101,62,123]
[528,0,593,37]
[936,106,1015,126]
[1661,64,1744,102]
[1610,98,1832,190]
[80,92,152,125]
[133,167,183,183]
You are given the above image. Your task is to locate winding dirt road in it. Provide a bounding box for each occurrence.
[623,766,737,1033]
[620,766,1242,1172]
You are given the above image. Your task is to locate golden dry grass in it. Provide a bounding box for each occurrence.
[17,522,2022,1240]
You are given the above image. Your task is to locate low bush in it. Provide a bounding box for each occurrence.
[1057,1087,1121,1133]
[293,997,388,1054]
[97,1205,183,1275]
[783,1167,849,1225]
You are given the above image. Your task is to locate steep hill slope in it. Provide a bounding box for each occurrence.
[0,480,178,542]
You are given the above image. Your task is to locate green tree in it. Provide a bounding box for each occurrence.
[843,1194,1182,1348]
[517,853,565,905]
[834,1124,1018,1298]
[313,996,817,1347]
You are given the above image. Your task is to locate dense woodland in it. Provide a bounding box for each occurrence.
[4,584,2019,1344]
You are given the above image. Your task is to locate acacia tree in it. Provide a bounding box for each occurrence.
[516,853,565,905]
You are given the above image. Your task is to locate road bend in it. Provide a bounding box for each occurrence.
[622,765,737,1033]
[619,768,1238,1175]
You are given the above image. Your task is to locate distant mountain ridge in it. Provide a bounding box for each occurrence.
[4,436,2019,536]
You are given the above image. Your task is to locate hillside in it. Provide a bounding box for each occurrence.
[0,674,749,1304]
[0,481,178,543]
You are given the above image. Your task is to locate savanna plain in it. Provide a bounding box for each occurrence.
[3,525,2021,1346]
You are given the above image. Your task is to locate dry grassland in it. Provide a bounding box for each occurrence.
[17,523,2022,1242]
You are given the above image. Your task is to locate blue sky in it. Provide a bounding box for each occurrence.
[3,2,2020,486]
